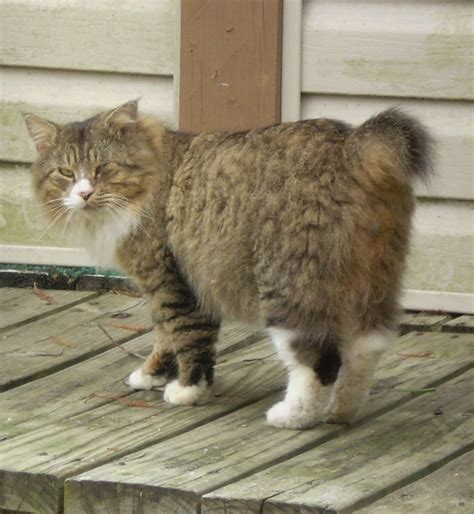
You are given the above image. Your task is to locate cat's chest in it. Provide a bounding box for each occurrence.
[76,214,138,269]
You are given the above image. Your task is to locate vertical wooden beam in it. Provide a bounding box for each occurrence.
[179,0,283,133]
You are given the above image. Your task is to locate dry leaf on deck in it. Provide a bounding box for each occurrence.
[33,282,55,304]
[108,322,147,333]
[50,336,74,348]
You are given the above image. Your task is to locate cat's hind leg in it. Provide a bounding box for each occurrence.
[324,328,394,424]
[266,328,335,429]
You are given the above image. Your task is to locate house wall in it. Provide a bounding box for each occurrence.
[0,0,176,255]
[299,0,473,309]
[0,0,472,310]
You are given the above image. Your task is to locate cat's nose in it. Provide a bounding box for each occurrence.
[79,190,93,201]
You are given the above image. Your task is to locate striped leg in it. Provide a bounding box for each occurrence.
[127,325,177,391]
[127,249,219,404]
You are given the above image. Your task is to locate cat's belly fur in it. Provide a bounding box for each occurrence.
[169,227,261,324]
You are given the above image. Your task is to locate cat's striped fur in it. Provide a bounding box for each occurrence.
[25,102,433,428]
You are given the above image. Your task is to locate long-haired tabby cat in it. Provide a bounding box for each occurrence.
[24,101,432,429]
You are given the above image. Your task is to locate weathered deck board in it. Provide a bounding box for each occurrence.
[0,292,151,391]
[202,370,474,513]
[358,451,473,514]
[0,339,282,514]
[442,315,474,334]
[63,332,474,513]
[0,324,268,438]
[400,311,451,334]
[0,287,98,332]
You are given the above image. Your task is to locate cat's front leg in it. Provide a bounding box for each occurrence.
[161,304,219,405]
[127,324,178,390]
[130,273,219,404]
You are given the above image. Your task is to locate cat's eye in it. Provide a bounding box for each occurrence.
[95,163,110,177]
[58,167,74,178]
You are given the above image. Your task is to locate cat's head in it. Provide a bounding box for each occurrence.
[24,100,155,232]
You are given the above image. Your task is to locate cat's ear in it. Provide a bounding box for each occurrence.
[104,99,140,128]
[23,114,58,153]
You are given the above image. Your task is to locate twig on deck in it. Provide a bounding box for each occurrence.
[87,392,154,409]
[97,324,146,360]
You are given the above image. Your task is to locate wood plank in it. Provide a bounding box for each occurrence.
[0,0,175,75]
[179,0,283,132]
[442,315,474,334]
[0,67,174,164]
[358,451,473,514]
[400,311,451,334]
[0,292,152,391]
[0,287,98,332]
[302,0,473,99]
[0,339,283,514]
[0,323,272,438]
[301,94,474,201]
[203,369,474,513]
[63,331,474,513]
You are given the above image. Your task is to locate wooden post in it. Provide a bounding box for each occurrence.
[179,0,283,133]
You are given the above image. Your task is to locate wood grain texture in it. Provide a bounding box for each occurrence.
[203,370,474,513]
[179,0,283,132]
[0,323,270,439]
[442,315,474,334]
[66,332,474,513]
[399,311,451,334]
[0,340,283,514]
[0,287,98,332]
[358,451,474,514]
[0,0,175,75]
[302,0,473,99]
[0,293,151,391]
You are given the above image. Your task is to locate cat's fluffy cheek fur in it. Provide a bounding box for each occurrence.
[163,378,211,405]
[127,368,167,390]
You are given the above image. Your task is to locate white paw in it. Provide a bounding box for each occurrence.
[266,400,321,430]
[163,378,211,405]
[126,368,167,391]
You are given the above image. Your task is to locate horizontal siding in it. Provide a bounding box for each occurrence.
[301,94,474,201]
[404,199,473,295]
[0,67,175,163]
[1,163,472,297]
[302,0,473,99]
[0,0,175,75]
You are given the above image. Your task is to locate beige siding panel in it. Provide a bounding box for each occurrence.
[302,94,474,201]
[0,0,175,75]
[405,199,474,295]
[0,67,175,163]
[302,0,473,99]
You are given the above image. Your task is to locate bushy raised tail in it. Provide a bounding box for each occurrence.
[350,108,435,187]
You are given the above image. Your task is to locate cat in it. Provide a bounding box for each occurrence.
[24,101,433,429]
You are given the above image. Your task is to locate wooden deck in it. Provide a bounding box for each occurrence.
[0,286,472,514]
